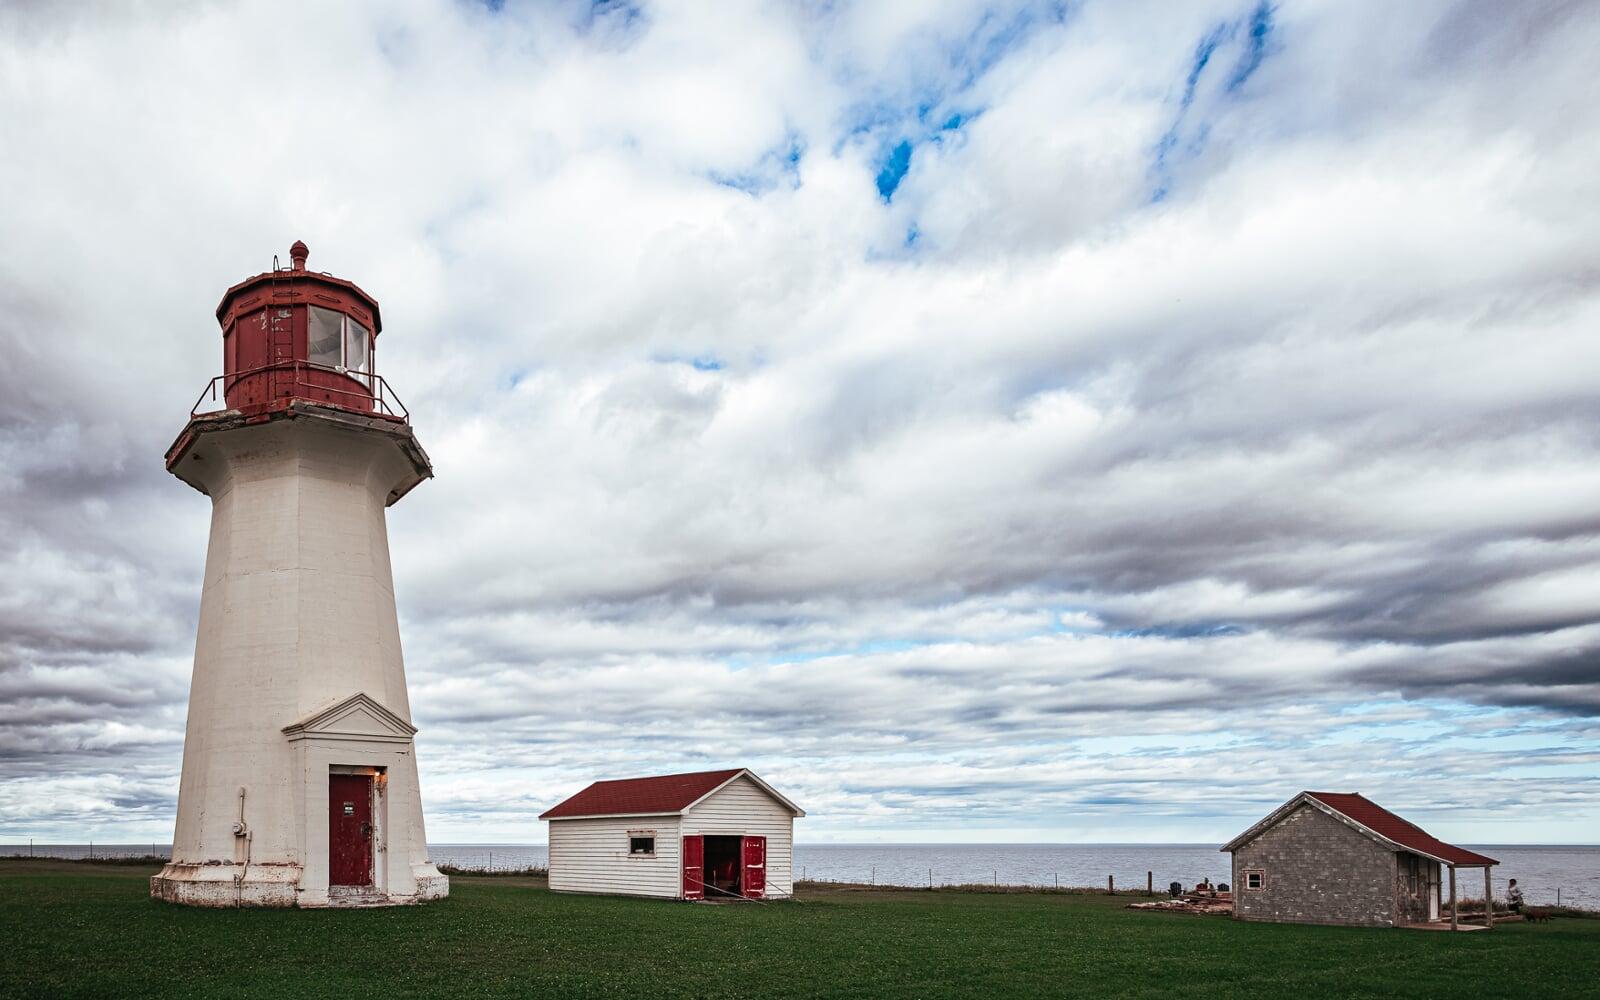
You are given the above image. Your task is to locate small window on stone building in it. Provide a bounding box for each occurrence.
[1244,870,1265,890]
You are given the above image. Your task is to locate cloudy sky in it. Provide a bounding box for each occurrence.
[2,0,1598,847]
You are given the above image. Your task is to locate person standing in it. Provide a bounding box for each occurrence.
[1507,878,1525,913]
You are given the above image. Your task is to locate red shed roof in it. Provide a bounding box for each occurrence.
[541,768,796,820]
[1222,791,1497,866]
[1305,792,1497,866]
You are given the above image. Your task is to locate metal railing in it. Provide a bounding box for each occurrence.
[189,360,410,423]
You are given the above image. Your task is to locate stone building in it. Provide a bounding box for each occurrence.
[1221,791,1497,929]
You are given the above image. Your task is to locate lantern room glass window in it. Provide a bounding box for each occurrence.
[308,306,372,385]
[346,319,370,380]
[309,306,343,368]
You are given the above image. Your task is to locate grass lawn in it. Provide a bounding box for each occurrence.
[2,861,1597,999]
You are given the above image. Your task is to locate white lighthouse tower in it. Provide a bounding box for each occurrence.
[152,241,448,907]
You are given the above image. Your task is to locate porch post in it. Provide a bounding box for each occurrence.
[1449,865,1457,931]
[1484,866,1494,930]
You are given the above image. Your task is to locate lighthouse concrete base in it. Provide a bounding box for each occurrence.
[150,861,449,908]
[150,863,303,908]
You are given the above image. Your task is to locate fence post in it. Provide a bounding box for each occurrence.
[1148,871,1153,896]
[871,865,875,886]
[994,869,998,886]
[928,868,932,889]
[1054,873,1058,889]
[1557,887,1561,907]
[1108,875,1114,895]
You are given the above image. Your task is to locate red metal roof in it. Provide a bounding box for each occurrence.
[214,241,383,332]
[539,768,744,820]
[1307,792,1498,866]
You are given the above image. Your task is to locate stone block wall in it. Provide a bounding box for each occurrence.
[1231,802,1397,927]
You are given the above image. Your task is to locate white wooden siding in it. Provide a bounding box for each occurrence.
[682,775,796,898]
[547,816,682,898]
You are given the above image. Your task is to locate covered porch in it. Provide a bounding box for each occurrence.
[1413,860,1500,932]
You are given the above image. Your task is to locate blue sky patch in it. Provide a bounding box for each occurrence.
[1112,623,1246,640]
[710,133,805,195]
[573,0,648,43]
[653,353,726,372]
[1228,1,1276,92]
[1152,1,1278,200]
[876,139,913,200]
[835,3,1071,204]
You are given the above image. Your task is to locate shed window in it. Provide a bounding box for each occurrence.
[629,834,656,856]
[1244,870,1265,890]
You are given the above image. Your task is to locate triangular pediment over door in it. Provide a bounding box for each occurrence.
[281,692,416,745]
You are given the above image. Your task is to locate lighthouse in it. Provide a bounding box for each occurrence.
[151,242,448,907]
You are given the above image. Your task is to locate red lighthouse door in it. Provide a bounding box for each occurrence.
[328,774,374,887]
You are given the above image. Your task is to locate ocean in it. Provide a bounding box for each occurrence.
[12,842,1594,906]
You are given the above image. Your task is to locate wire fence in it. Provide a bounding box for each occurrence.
[796,865,1190,895]
[0,845,551,874]
[2,844,1589,907]
[428,847,548,874]
[0,843,170,861]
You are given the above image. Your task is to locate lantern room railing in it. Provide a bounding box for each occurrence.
[189,360,411,423]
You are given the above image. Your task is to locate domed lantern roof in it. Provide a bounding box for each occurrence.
[167,242,428,501]
[215,240,383,333]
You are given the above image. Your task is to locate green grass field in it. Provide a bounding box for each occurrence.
[2,861,1597,999]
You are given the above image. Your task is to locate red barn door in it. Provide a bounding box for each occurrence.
[682,835,704,900]
[328,774,374,887]
[742,836,766,899]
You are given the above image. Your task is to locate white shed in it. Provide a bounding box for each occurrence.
[540,768,804,901]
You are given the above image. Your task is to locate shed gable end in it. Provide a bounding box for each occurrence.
[1232,802,1398,927]
[685,775,790,825]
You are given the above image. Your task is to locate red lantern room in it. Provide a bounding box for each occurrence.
[167,242,429,498]
[206,240,398,419]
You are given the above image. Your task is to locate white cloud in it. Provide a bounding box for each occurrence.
[1,0,1598,844]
